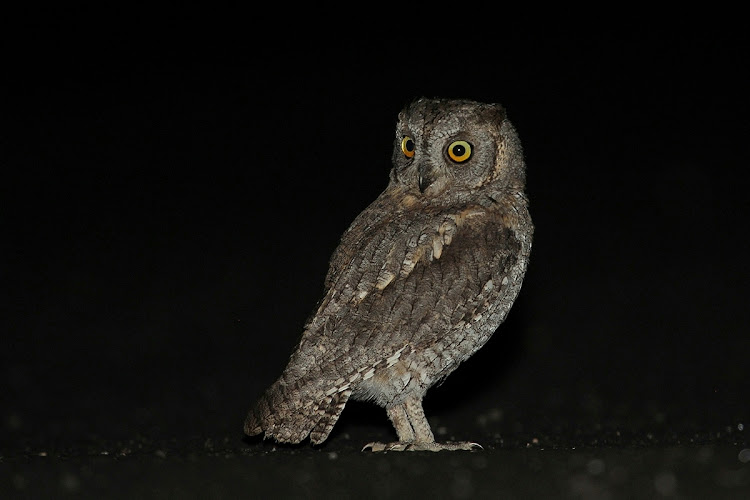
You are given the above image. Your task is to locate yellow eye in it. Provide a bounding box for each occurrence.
[447,140,472,163]
[401,136,416,158]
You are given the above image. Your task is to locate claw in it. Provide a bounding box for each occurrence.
[362,442,388,452]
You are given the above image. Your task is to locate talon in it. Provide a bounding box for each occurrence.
[362,442,389,452]
[362,442,383,452]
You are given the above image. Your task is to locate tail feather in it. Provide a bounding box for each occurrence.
[310,389,352,444]
[244,380,351,445]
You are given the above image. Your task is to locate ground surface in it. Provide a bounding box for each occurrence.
[5,443,750,498]
[3,19,749,499]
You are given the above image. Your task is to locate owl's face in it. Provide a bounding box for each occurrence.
[390,98,523,200]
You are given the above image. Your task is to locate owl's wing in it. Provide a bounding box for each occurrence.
[320,200,524,348]
[303,194,527,387]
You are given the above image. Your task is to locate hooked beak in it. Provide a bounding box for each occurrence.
[417,164,433,193]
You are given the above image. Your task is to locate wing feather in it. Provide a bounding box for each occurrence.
[292,194,526,385]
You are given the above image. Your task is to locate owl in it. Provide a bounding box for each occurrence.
[245,98,533,451]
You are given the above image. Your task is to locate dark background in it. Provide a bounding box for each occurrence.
[2,17,749,498]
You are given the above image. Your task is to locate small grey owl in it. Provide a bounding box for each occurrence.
[245,98,533,451]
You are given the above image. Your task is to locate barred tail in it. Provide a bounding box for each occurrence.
[244,378,351,445]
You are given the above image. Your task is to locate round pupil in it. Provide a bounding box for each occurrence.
[405,139,415,152]
[452,144,465,156]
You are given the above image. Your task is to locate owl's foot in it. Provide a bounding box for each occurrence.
[362,441,483,452]
[362,441,410,452]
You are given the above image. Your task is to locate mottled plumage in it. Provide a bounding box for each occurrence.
[245,98,533,451]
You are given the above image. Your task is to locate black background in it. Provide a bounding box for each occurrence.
[3,15,749,498]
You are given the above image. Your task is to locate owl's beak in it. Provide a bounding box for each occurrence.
[417,164,433,193]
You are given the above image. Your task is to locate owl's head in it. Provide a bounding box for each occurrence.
[390,98,525,201]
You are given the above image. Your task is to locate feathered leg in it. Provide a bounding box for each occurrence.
[362,395,482,452]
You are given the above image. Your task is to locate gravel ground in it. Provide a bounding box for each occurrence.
[4,434,749,498]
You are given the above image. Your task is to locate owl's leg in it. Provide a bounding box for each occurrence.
[361,403,414,452]
[401,396,482,452]
[387,403,416,442]
[362,396,482,452]
[403,396,434,442]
